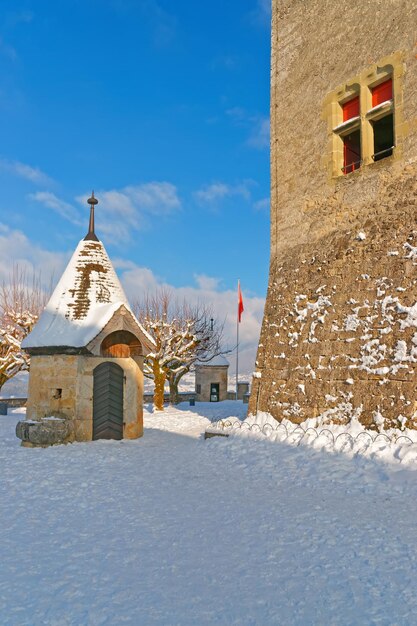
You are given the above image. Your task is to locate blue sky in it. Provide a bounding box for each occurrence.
[0,0,270,370]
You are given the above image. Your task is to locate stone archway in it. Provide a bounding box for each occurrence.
[100,330,142,358]
[93,361,124,440]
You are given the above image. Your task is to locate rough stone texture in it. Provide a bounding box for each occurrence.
[195,365,229,402]
[249,0,417,429]
[16,418,70,447]
[24,354,144,443]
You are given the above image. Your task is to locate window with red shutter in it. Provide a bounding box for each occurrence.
[328,57,400,177]
[372,79,393,108]
[343,130,361,175]
[342,96,360,122]
[369,78,394,161]
[338,95,361,174]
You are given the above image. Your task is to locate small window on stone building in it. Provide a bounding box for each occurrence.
[342,96,360,122]
[371,78,392,107]
[196,384,201,394]
[368,79,394,162]
[53,388,62,399]
[334,93,362,175]
[372,114,394,161]
[325,55,402,179]
[343,129,361,174]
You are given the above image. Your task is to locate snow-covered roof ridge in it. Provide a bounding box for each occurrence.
[22,238,152,350]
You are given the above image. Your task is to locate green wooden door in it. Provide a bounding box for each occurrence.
[93,362,124,440]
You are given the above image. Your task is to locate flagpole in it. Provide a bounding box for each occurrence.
[236,279,239,400]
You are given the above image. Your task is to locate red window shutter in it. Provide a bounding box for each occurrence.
[343,131,361,175]
[372,79,393,107]
[342,96,360,122]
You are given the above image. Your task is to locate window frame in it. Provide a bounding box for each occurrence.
[367,78,394,162]
[323,52,405,180]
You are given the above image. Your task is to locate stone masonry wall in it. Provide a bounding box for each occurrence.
[195,366,228,402]
[27,355,143,441]
[249,0,417,429]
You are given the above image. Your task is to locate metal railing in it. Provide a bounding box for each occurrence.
[208,418,416,453]
[341,160,361,174]
[372,146,394,161]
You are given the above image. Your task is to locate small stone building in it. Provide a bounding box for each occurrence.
[195,356,229,402]
[17,194,154,446]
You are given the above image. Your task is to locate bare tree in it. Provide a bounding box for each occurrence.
[135,289,226,409]
[0,266,49,392]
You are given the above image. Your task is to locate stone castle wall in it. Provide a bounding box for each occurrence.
[249,0,417,429]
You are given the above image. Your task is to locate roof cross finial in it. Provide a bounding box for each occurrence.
[84,190,99,241]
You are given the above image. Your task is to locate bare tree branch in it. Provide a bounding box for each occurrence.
[0,265,49,392]
[134,289,227,408]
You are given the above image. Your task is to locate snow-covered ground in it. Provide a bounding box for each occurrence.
[207,411,417,468]
[2,403,417,625]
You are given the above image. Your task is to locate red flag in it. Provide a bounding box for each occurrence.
[238,281,244,323]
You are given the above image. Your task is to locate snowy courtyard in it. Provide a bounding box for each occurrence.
[2,402,417,625]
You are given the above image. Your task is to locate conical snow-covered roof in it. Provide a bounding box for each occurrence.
[23,195,154,351]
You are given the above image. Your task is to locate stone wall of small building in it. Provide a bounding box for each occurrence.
[27,354,144,441]
[249,0,417,429]
[195,366,228,402]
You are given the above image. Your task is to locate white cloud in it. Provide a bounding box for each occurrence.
[118,264,163,296]
[0,223,68,288]
[253,197,270,212]
[30,181,181,246]
[247,116,270,149]
[194,274,221,291]
[226,107,247,124]
[194,181,253,205]
[124,182,181,215]
[82,182,181,242]
[29,192,82,225]
[78,182,181,228]
[0,159,53,185]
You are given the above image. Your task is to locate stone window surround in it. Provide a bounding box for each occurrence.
[323,52,406,179]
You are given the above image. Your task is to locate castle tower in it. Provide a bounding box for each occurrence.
[17,193,155,446]
[249,1,417,429]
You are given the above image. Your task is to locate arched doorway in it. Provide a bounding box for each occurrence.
[100,331,142,358]
[93,362,124,440]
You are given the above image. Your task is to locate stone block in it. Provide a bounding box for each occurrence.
[16,418,70,447]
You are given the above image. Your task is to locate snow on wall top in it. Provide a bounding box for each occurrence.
[23,238,138,349]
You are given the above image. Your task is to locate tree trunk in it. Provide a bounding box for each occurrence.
[168,374,179,405]
[152,363,166,411]
[168,366,191,406]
